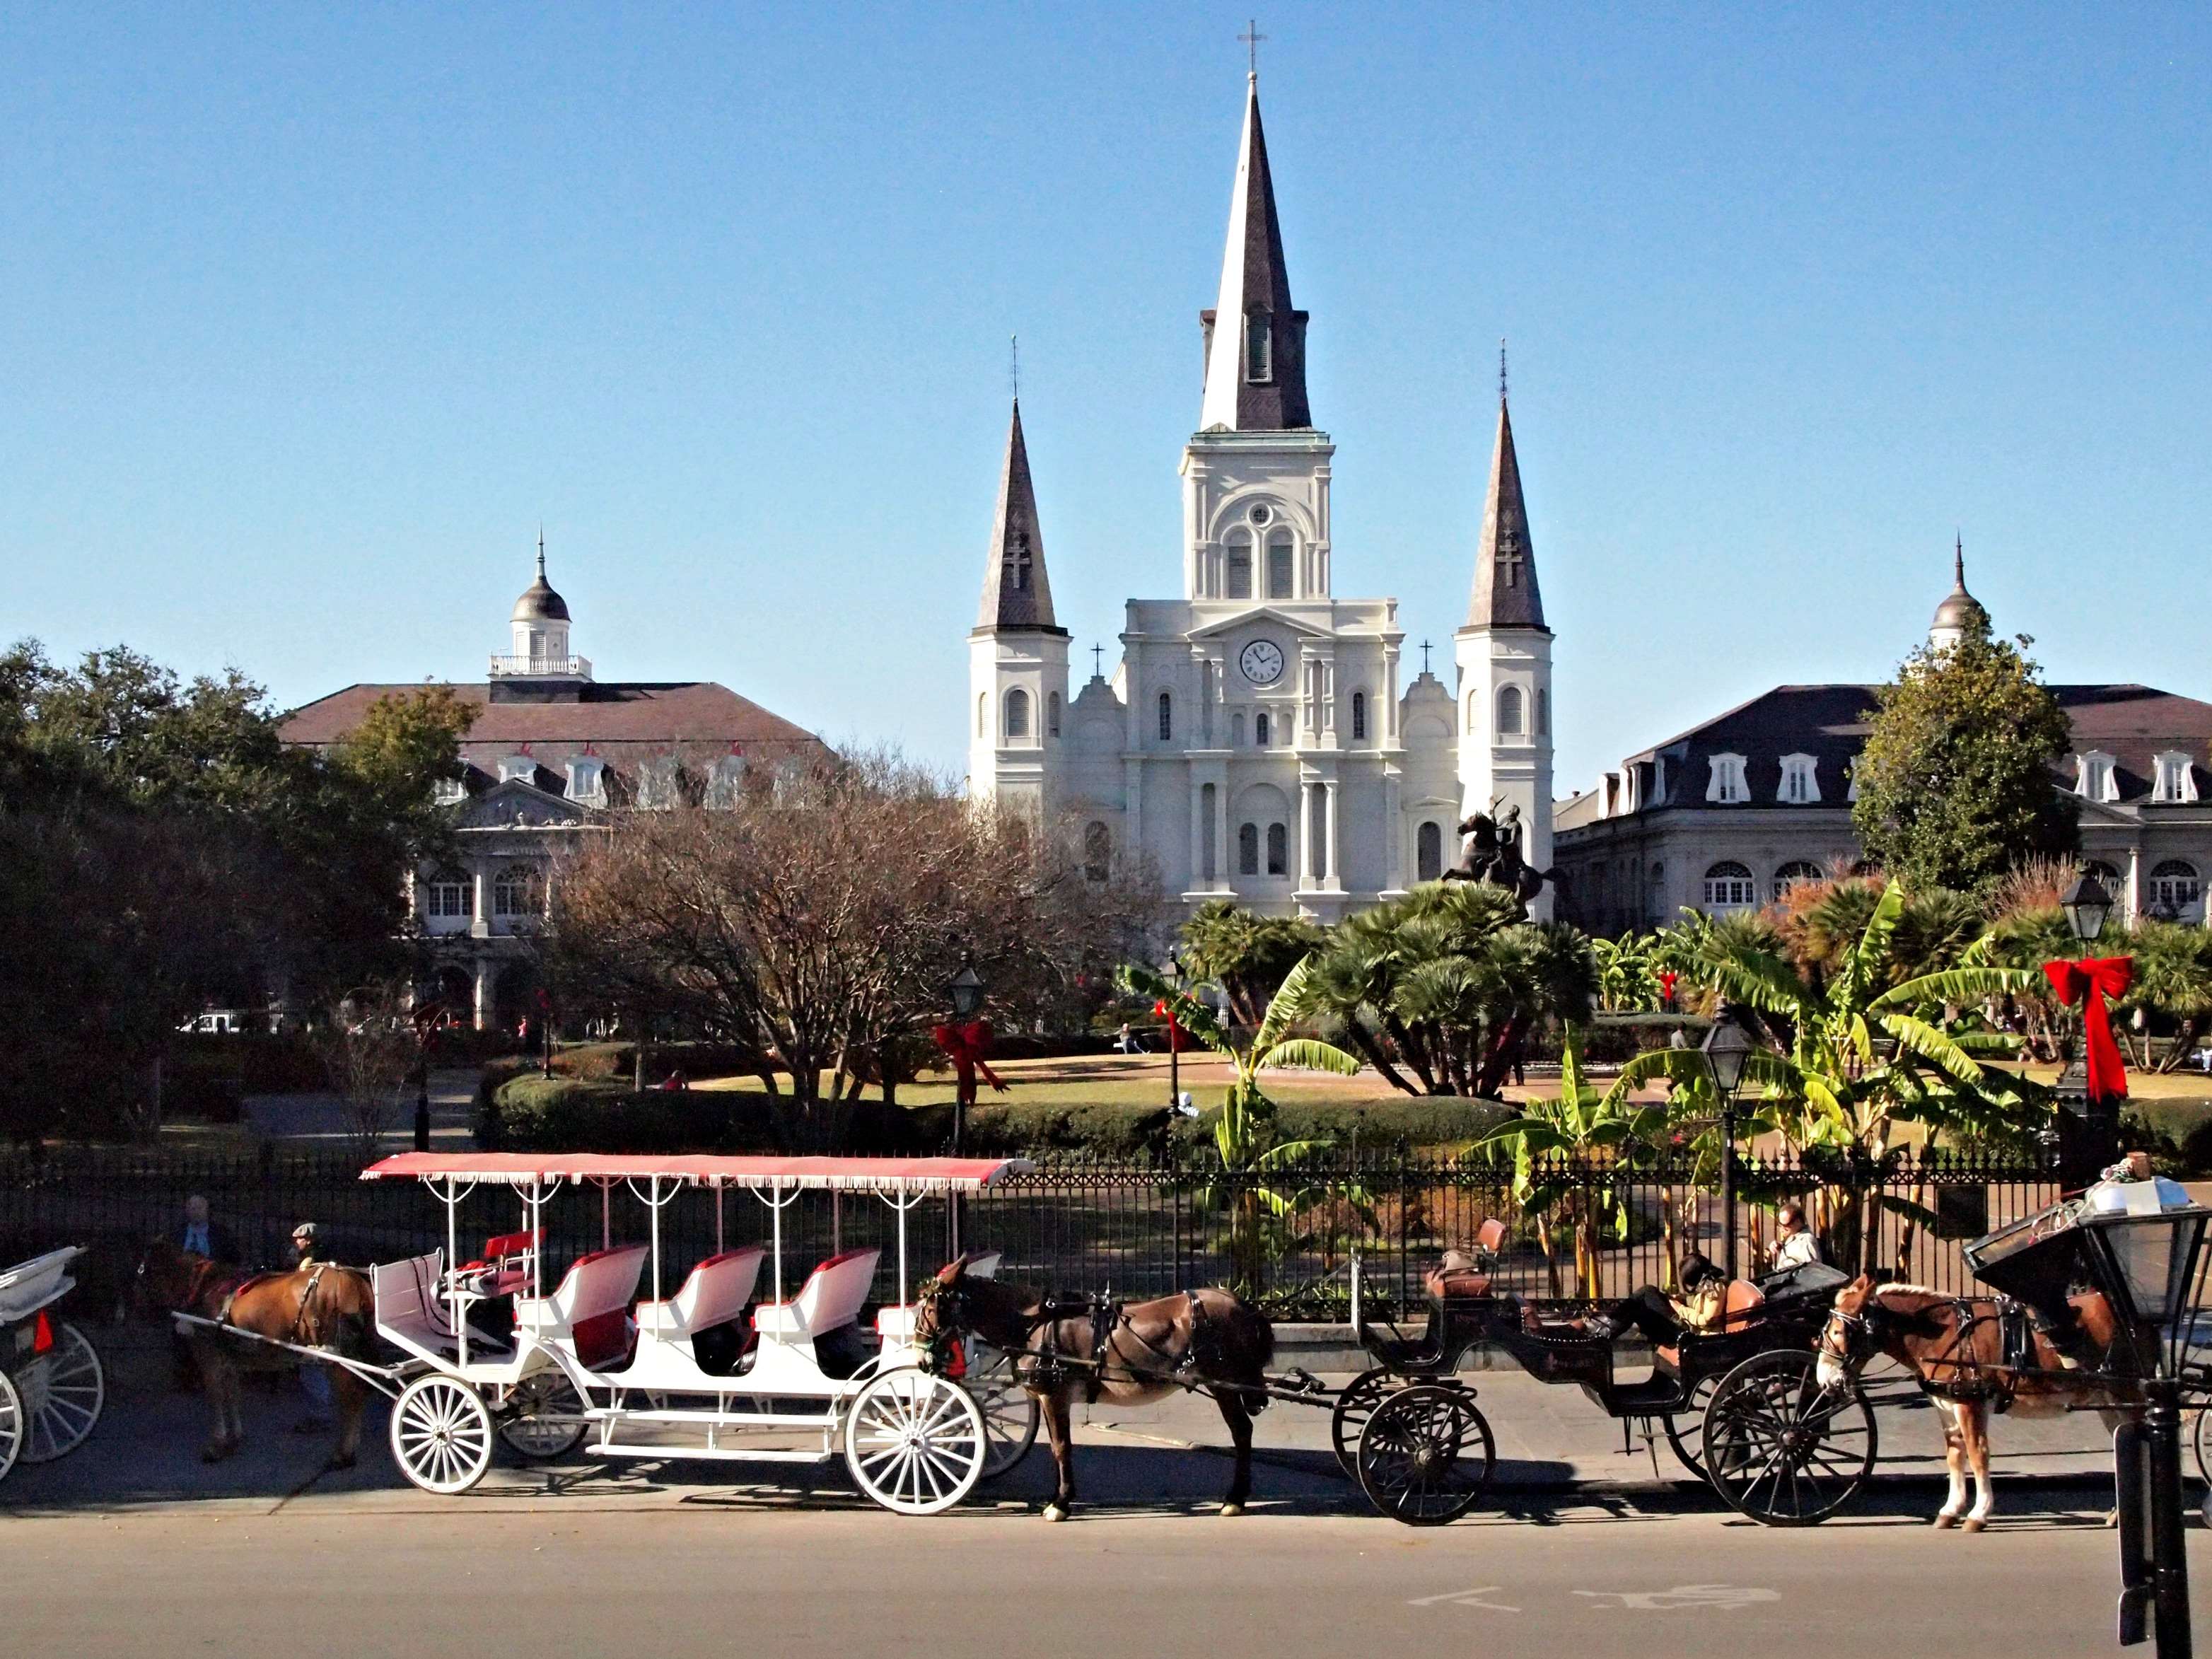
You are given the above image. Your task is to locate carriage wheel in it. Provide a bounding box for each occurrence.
[1356,1383,1496,1526]
[1660,1373,1721,1482]
[18,1320,105,1464]
[2193,1402,2212,1492]
[844,1368,988,1516]
[1331,1367,1411,1480]
[1701,1350,1875,1526]
[498,1369,587,1462]
[0,1369,23,1484]
[965,1341,1040,1479]
[390,1374,496,1495]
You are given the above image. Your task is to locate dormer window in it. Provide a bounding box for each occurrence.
[499,755,537,786]
[1706,753,1750,805]
[1244,308,1271,383]
[1778,753,1820,804]
[2152,752,2199,804]
[2075,750,2119,803]
[705,753,747,809]
[565,759,607,807]
[432,774,467,805]
[636,757,682,810]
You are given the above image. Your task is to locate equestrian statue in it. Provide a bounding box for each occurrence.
[1438,801,1564,917]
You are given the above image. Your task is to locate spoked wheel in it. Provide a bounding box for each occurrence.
[1702,1350,1876,1526]
[18,1320,105,1464]
[0,1369,23,1484]
[390,1374,496,1495]
[1331,1367,1405,1481]
[844,1368,989,1515]
[964,1341,1040,1479]
[1356,1382,1496,1526]
[1661,1373,1721,1482]
[2194,1400,2212,1491]
[499,1368,587,1462]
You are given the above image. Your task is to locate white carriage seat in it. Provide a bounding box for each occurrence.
[752,1247,879,1341]
[373,1251,451,1359]
[0,1245,80,1325]
[520,1243,648,1371]
[637,1246,764,1340]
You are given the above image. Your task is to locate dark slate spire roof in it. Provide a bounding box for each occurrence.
[974,399,1063,633]
[1197,77,1312,432]
[511,535,571,623]
[1466,392,1547,631]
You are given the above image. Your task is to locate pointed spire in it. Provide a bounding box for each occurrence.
[1930,532,1989,646]
[1198,76,1310,431]
[976,399,1062,633]
[1466,388,1547,631]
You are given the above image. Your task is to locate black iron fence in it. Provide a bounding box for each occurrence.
[0,1144,2060,1321]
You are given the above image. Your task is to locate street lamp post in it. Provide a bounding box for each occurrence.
[1701,1005,1754,1278]
[1163,950,1184,1117]
[946,953,986,1158]
[2055,871,2124,1187]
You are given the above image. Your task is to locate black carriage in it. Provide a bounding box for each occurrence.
[1339,1226,1873,1526]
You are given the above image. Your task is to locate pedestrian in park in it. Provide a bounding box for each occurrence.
[290,1222,334,1433]
[172,1195,239,1390]
[1768,1200,1822,1271]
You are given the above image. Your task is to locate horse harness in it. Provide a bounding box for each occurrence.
[1837,1292,2080,1411]
[1009,1291,1224,1404]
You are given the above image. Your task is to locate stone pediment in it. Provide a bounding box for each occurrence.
[450,777,595,830]
[1187,605,1338,643]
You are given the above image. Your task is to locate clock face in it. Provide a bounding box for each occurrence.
[1239,639,1286,687]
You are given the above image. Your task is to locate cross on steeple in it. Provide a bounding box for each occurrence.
[1091,643,1105,677]
[1239,18,1265,78]
[1003,532,1033,593]
[1495,521,1525,588]
[1420,640,1432,675]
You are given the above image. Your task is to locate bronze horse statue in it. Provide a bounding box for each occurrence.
[1439,802,1563,915]
[136,1238,376,1469]
[1817,1274,2131,1532]
[915,1257,1276,1521]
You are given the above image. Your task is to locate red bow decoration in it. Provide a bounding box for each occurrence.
[932,1021,1007,1106]
[2043,956,2134,1105]
[1658,971,1679,1008]
[1152,1000,1193,1054]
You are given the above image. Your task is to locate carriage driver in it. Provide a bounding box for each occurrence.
[1769,1201,1822,1272]
[290,1223,335,1434]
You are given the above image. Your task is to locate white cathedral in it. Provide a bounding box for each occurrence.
[967,75,1554,921]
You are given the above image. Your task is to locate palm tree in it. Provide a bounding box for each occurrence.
[1590,931,1663,1013]
[1120,957,1361,1291]
[2127,921,2212,1073]
[1174,900,1325,1028]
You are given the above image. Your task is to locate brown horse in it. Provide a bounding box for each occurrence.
[914,1259,1276,1522]
[1816,1274,2131,1532]
[136,1238,376,1469]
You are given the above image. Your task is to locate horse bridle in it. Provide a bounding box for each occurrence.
[1819,1301,1881,1375]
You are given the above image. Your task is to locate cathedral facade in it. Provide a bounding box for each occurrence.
[967,76,1553,921]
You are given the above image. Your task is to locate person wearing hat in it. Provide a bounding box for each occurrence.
[291,1222,334,1433]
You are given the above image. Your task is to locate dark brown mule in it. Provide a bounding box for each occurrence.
[1817,1274,2131,1532]
[136,1239,376,1469]
[916,1259,1276,1521]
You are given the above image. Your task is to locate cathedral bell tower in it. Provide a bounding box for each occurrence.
[1455,371,1554,914]
[967,397,1070,813]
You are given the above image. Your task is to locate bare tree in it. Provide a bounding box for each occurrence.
[547,749,1161,1149]
[309,985,421,1154]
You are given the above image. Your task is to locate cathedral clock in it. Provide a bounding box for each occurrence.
[1239,639,1286,687]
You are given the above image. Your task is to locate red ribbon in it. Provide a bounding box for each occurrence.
[2044,956,2134,1105]
[931,1021,1006,1102]
[1152,1000,1193,1054]
[1658,971,1679,1008]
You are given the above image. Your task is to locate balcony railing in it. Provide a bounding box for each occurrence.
[488,653,592,679]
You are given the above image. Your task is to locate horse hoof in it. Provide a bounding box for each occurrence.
[1962,1518,1986,1535]
[1042,1504,1068,1523]
[1219,1503,1245,1518]
[1933,1513,1956,1530]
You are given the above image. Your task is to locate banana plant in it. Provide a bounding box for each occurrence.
[1120,956,1366,1291]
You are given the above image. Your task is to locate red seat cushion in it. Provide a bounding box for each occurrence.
[572,1308,633,1371]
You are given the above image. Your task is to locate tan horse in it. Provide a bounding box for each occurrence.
[914,1259,1276,1522]
[136,1238,376,1469]
[1816,1275,2131,1532]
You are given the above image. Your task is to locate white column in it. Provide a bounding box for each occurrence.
[1384,770,1403,889]
[1324,779,1341,885]
[1294,780,1312,890]
[471,863,489,938]
[2126,846,2143,926]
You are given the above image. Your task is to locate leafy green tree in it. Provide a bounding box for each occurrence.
[1591,932,1663,1012]
[2121,921,2212,1073]
[1852,627,2078,898]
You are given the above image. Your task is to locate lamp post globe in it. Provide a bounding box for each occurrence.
[948,953,986,1020]
[2061,871,2114,944]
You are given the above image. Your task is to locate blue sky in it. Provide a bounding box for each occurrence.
[6,5,2206,793]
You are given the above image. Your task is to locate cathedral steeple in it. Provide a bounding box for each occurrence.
[1466,376,1547,631]
[1198,75,1311,432]
[975,398,1063,634]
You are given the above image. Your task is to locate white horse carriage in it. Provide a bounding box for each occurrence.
[0,1245,107,1482]
[360,1152,1040,1514]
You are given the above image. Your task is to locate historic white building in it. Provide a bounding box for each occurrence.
[967,75,1552,921]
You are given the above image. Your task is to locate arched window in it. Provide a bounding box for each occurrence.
[1005,687,1030,739]
[1466,690,1479,734]
[2149,861,2202,920]
[1157,692,1173,743]
[423,872,471,922]
[1497,685,1524,735]
[1244,307,1272,382]
[1265,532,1293,600]
[1351,692,1367,742]
[1773,860,1824,901]
[1225,532,1253,600]
[1702,861,1757,912]
[1238,822,1259,876]
[2085,859,2125,892]
[1265,822,1288,876]
[1083,822,1111,883]
[977,693,986,738]
[1416,820,1443,882]
[1047,692,1061,738]
[1255,711,1271,746]
[1536,688,1549,736]
[493,864,544,921]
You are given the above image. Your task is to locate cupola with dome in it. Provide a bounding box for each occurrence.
[494,533,590,692]
[1928,535,1990,650]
